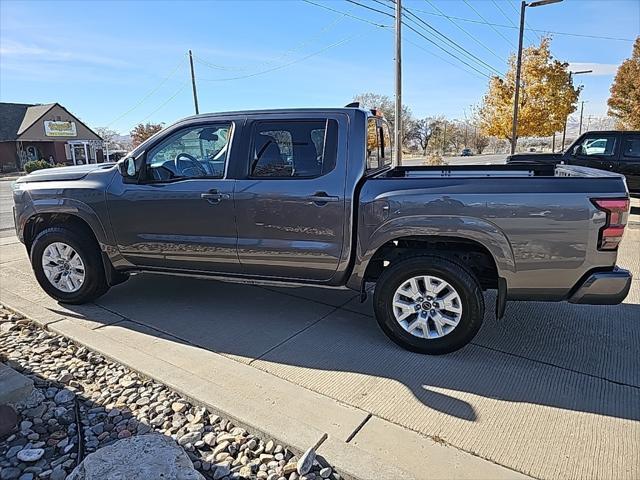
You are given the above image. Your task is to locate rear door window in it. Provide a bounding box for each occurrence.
[249,120,337,178]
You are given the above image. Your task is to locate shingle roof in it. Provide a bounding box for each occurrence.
[17,103,56,135]
[0,102,32,142]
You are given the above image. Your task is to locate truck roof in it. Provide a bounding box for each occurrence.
[581,130,640,135]
[178,107,368,123]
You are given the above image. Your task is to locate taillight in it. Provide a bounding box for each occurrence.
[592,198,630,250]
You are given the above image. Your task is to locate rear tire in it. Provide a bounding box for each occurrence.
[30,227,110,304]
[373,255,484,354]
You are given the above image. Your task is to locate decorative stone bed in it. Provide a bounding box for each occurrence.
[0,307,339,480]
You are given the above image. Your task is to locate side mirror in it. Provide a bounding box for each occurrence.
[572,145,581,156]
[118,157,139,179]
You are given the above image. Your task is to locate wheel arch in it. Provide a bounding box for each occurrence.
[24,210,123,287]
[347,216,516,293]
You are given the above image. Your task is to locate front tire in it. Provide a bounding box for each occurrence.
[30,227,109,304]
[373,255,484,355]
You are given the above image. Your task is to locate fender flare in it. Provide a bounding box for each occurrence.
[346,215,516,291]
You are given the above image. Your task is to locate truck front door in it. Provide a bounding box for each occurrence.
[234,115,347,281]
[106,122,240,273]
[569,133,619,172]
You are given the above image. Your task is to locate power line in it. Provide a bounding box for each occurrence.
[462,0,518,49]
[364,0,503,77]
[401,3,504,76]
[306,0,495,80]
[403,21,495,79]
[106,56,186,128]
[507,0,542,42]
[423,0,507,65]
[302,0,391,28]
[492,0,536,45]
[410,5,634,42]
[402,35,486,80]
[135,82,189,125]
[194,14,348,72]
[199,34,362,82]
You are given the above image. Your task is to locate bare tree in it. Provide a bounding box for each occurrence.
[413,117,443,156]
[353,92,414,148]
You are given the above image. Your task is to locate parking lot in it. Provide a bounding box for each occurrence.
[1,176,638,479]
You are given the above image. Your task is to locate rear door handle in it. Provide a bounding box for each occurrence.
[306,192,340,206]
[201,189,230,204]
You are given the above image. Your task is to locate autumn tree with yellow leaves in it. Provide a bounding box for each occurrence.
[607,37,640,130]
[479,38,580,149]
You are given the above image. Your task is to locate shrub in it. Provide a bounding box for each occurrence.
[24,160,53,174]
[423,153,447,166]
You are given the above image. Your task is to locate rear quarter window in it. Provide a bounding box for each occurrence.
[366,117,393,171]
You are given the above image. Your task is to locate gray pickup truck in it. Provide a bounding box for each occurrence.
[12,107,633,354]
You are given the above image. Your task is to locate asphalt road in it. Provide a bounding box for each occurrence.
[0,179,16,237]
[403,153,507,166]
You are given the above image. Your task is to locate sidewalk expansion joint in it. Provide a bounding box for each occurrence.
[345,413,372,443]
[471,341,640,390]
[249,304,344,366]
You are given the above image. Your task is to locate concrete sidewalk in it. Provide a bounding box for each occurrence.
[1,208,639,479]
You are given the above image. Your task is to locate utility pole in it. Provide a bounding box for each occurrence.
[188,50,200,115]
[578,101,585,134]
[394,0,403,166]
[442,121,447,155]
[510,1,526,155]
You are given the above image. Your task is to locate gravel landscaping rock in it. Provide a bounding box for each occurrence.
[0,307,340,480]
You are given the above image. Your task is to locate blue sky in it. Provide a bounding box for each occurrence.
[1,0,638,135]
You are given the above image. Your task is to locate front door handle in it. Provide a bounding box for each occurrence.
[201,189,230,204]
[306,192,340,206]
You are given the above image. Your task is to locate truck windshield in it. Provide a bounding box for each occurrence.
[366,117,394,171]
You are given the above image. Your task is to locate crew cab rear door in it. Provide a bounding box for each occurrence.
[617,133,640,193]
[233,113,347,281]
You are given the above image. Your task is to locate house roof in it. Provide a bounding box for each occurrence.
[17,103,56,135]
[0,103,33,142]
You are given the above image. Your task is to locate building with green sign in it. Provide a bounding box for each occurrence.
[0,102,104,172]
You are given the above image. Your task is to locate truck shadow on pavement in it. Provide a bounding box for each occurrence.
[53,274,640,425]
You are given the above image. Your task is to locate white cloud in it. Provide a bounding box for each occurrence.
[568,62,619,76]
[0,40,131,68]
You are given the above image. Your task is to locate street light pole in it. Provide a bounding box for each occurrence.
[394,0,403,166]
[511,0,563,155]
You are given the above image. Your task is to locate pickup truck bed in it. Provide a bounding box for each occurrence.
[349,163,629,304]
